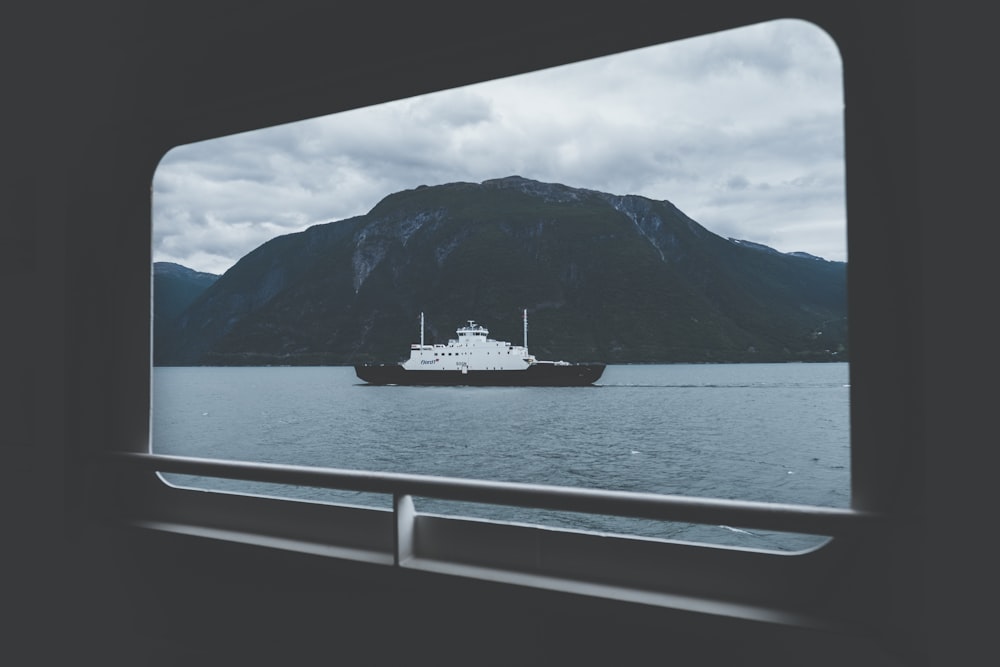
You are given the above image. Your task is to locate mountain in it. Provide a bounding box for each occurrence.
[154,176,847,366]
[153,262,219,352]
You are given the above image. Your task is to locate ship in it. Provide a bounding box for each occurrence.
[355,310,605,386]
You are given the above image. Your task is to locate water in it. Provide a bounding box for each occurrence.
[152,363,850,551]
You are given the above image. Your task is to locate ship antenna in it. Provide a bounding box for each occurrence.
[523,308,528,350]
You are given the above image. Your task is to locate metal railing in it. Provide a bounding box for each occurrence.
[107,451,882,537]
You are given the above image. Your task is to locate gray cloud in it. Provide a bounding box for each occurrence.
[153,18,846,275]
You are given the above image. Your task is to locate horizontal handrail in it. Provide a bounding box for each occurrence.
[106,451,883,537]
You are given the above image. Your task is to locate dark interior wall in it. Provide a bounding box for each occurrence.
[1,2,993,665]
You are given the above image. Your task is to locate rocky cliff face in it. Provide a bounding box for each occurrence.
[155,176,847,366]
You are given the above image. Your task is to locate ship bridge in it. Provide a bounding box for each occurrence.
[454,321,492,345]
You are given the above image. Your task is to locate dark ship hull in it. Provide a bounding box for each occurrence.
[355,362,605,386]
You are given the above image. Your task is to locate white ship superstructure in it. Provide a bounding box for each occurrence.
[355,310,603,386]
[401,311,569,373]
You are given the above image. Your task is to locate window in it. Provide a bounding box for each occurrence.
[149,18,849,553]
[128,15,884,621]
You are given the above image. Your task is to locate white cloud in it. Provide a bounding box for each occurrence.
[153,18,846,275]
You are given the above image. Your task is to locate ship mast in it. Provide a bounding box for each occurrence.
[420,312,424,348]
[523,308,528,350]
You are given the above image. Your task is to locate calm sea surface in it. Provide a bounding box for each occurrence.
[152,363,850,551]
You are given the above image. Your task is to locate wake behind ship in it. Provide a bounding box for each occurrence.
[355,311,605,386]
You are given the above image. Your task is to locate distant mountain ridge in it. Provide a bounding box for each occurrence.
[153,262,219,350]
[154,176,846,366]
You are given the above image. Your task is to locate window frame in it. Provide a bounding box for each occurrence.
[98,9,909,634]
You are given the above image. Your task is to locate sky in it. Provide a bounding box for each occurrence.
[152,18,846,276]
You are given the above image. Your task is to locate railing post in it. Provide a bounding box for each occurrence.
[394,493,416,566]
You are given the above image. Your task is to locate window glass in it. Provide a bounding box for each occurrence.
[152,18,847,551]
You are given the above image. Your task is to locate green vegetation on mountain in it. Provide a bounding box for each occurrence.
[154,176,847,366]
